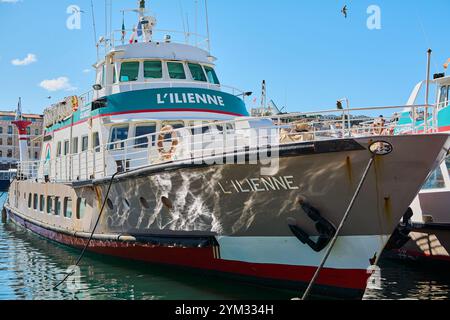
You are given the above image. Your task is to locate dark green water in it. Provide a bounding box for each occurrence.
[0,193,449,300]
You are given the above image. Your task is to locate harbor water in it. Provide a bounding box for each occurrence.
[0,193,449,300]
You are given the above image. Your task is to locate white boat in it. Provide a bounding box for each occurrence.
[385,74,450,264]
[3,1,450,299]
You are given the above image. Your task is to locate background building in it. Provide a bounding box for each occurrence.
[0,111,43,170]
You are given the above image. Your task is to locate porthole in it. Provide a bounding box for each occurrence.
[107,198,114,210]
[161,196,173,210]
[140,197,150,209]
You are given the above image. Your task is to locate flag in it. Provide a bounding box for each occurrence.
[137,20,143,37]
[129,26,137,44]
[121,13,126,43]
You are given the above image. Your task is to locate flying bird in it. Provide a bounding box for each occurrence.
[341,5,348,19]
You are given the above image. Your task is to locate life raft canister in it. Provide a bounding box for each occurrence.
[157,125,179,161]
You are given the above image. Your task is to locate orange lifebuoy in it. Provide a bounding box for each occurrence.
[157,125,179,160]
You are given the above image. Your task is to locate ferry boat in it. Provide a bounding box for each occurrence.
[3,1,450,299]
[385,74,450,264]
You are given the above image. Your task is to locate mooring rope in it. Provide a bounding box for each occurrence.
[53,172,118,290]
[301,155,375,300]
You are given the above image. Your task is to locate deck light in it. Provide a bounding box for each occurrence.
[93,84,103,91]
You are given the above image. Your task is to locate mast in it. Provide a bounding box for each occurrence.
[12,98,32,163]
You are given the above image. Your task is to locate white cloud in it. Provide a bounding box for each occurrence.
[82,69,91,73]
[1,0,21,3]
[11,53,37,66]
[39,77,77,92]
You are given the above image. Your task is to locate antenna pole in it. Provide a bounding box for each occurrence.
[205,0,211,52]
[425,48,432,133]
[90,0,99,61]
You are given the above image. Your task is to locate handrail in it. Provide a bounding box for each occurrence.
[17,104,439,184]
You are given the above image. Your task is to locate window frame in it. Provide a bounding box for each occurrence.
[167,61,187,80]
[143,60,163,79]
[119,61,140,82]
[187,62,207,82]
[81,135,89,152]
[64,197,73,219]
[134,122,157,148]
[109,125,130,150]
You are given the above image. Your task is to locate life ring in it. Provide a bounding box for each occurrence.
[157,125,179,160]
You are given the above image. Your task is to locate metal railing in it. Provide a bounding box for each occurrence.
[17,104,437,183]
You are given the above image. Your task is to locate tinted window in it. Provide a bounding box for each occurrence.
[64,140,70,156]
[93,132,100,152]
[109,126,129,150]
[64,198,73,218]
[81,136,89,152]
[72,137,79,154]
[77,198,87,219]
[120,62,139,82]
[440,86,448,106]
[57,142,62,157]
[33,194,38,210]
[144,61,163,79]
[40,195,45,212]
[47,196,53,214]
[135,125,157,148]
[55,197,61,216]
[167,62,186,79]
[204,66,220,85]
[188,63,207,82]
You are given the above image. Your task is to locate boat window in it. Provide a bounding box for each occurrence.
[167,62,186,80]
[76,198,87,219]
[33,194,38,210]
[439,86,448,106]
[113,64,117,83]
[120,61,140,82]
[135,124,157,148]
[28,193,32,208]
[55,197,61,216]
[81,136,89,152]
[93,132,101,152]
[72,137,79,154]
[47,196,53,214]
[204,66,220,85]
[40,195,45,212]
[188,63,207,82]
[144,61,163,79]
[57,141,62,157]
[109,126,129,150]
[64,140,70,156]
[64,197,73,219]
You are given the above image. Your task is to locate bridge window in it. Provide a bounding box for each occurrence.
[188,63,207,82]
[64,197,73,219]
[204,66,220,85]
[120,61,140,82]
[167,62,186,80]
[144,61,163,79]
[135,124,157,148]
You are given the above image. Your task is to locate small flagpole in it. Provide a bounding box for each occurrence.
[205,0,211,53]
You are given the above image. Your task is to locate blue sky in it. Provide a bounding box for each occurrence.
[0,0,449,115]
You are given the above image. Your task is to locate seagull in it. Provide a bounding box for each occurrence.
[341,5,348,18]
